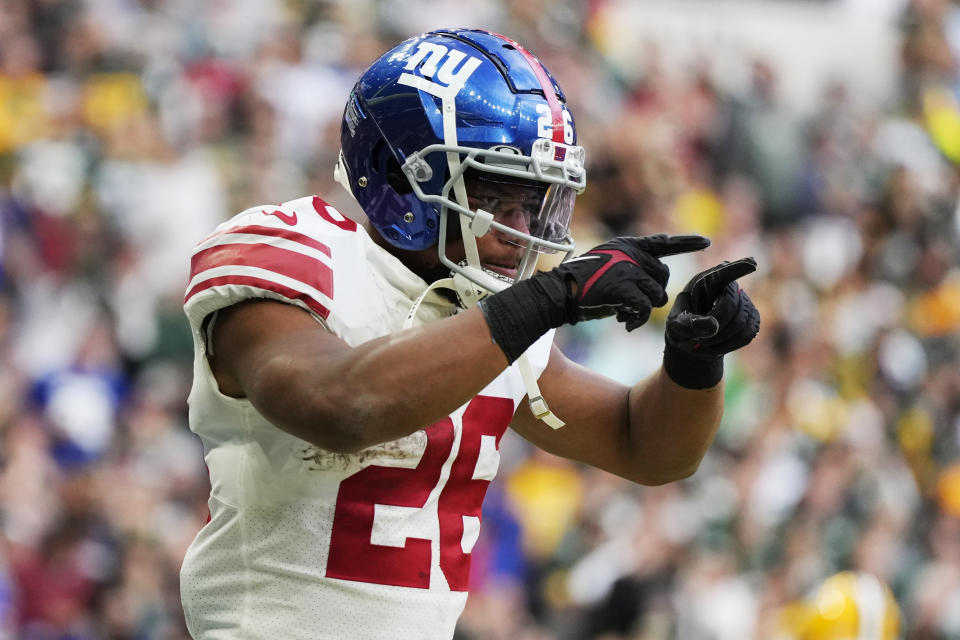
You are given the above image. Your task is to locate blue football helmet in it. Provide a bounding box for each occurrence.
[336,28,586,301]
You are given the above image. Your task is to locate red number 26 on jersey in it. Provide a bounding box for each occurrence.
[326,395,512,591]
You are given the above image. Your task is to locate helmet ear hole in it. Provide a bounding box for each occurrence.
[386,155,411,195]
[370,139,385,170]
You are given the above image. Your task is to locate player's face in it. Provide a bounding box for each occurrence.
[371,176,548,285]
[466,177,546,280]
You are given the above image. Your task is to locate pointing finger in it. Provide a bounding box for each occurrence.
[691,257,757,305]
[705,257,757,292]
[633,234,712,258]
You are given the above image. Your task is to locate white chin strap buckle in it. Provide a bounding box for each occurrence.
[517,354,564,429]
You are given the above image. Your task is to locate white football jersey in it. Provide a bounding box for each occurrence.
[179,195,554,640]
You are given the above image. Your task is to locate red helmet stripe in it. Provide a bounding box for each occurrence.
[483,31,564,143]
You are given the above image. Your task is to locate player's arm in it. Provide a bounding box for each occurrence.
[208,299,513,453]
[210,234,756,465]
[481,241,760,485]
[509,348,723,485]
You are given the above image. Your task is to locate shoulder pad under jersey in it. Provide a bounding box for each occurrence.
[183,195,363,330]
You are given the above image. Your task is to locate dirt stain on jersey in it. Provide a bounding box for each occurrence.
[300,430,428,471]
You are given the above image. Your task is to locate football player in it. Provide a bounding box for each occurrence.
[179,29,760,639]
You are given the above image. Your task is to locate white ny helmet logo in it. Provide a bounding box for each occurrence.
[399,42,481,99]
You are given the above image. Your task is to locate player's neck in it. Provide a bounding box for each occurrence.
[365,220,451,285]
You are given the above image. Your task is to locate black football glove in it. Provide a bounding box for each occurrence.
[478,235,711,363]
[560,234,712,329]
[663,258,761,389]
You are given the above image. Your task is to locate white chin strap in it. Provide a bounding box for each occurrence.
[517,356,565,429]
[390,84,564,429]
[402,276,565,430]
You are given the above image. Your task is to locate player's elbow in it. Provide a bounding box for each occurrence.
[307,426,370,454]
[628,454,704,486]
[246,371,380,453]
[272,407,378,454]
[636,461,700,486]
[299,392,388,454]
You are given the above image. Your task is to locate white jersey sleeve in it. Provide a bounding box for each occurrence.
[183,194,356,331]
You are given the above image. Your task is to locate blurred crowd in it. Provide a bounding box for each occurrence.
[0,0,958,638]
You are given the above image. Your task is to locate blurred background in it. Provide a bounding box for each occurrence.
[0,0,958,638]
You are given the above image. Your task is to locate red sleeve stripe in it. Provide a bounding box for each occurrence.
[196,232,333,271]
[186,275,330,319]
[188,242,333,301]
[198,224,332,258]
[482,30,565,143]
